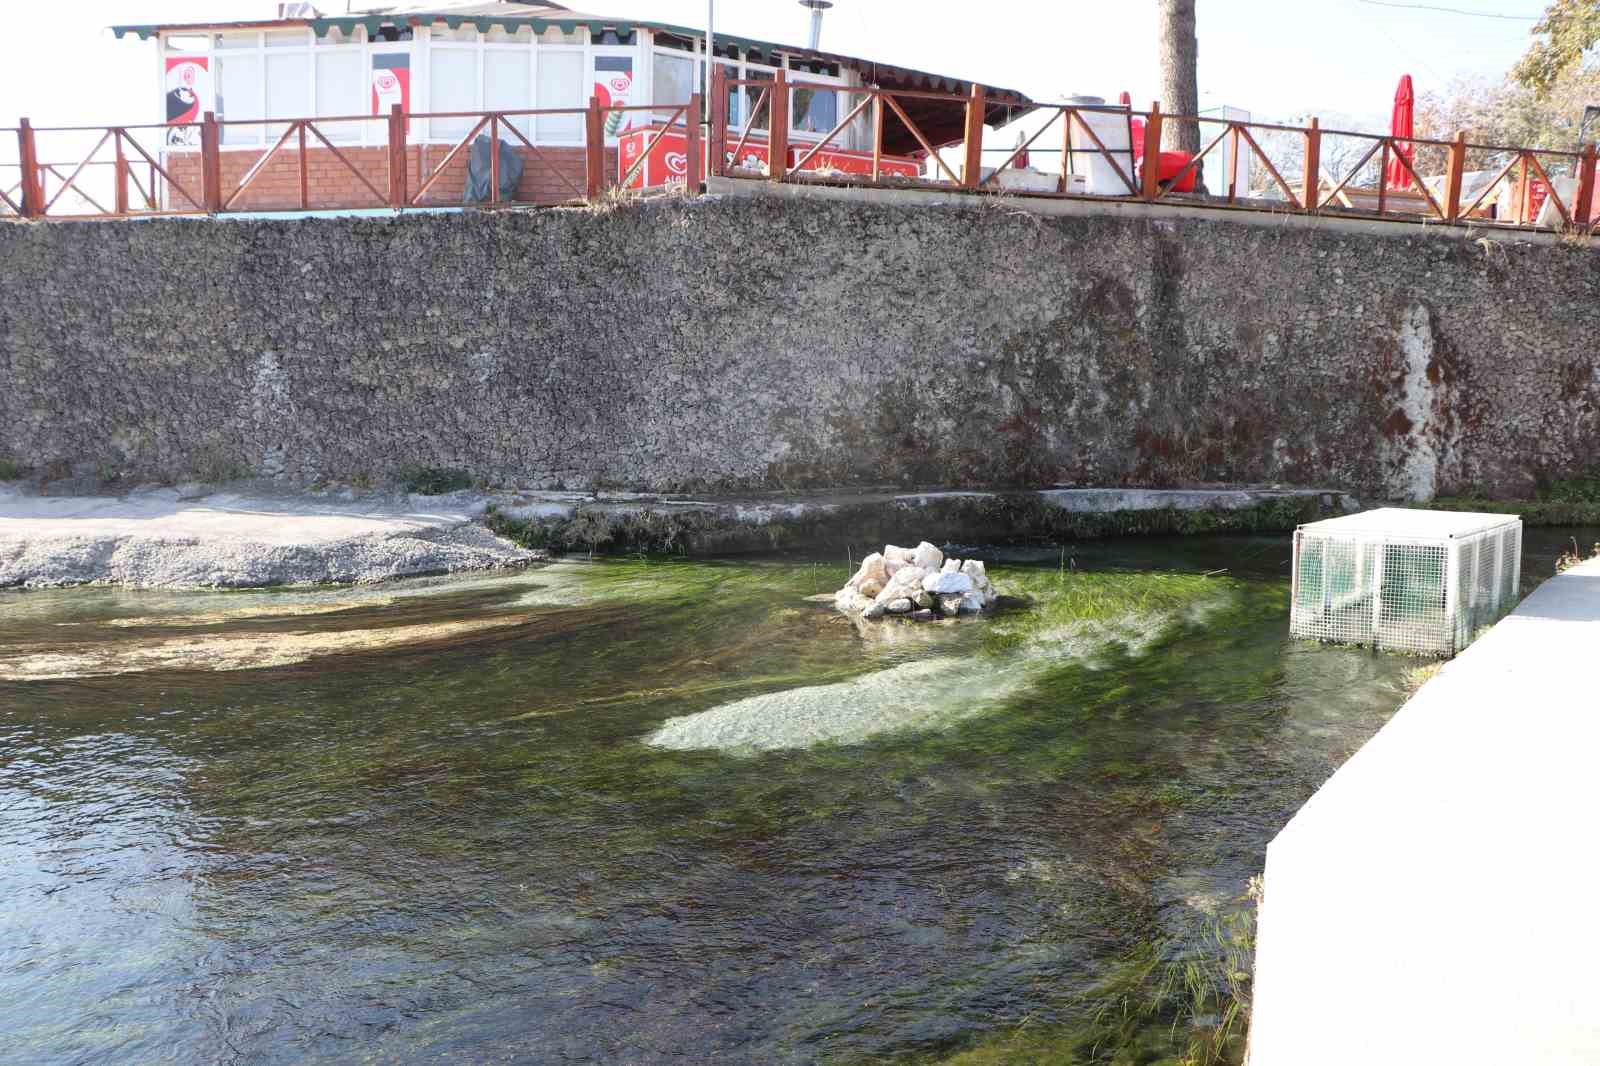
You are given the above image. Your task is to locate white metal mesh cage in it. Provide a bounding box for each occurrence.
[1290,509,1521,657]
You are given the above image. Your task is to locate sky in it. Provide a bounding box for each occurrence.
[0,0,1550,133]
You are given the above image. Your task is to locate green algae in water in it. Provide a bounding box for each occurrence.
[0,545,1414,1065]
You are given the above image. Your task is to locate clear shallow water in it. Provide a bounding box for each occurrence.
[2,530,1566,1064]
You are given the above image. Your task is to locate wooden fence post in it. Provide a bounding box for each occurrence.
[113,129,129,216]
[709,66,727,178]
[17,118,43,218]
[201,111,222,213]
[962,83,986,188]
[1444,130,1465,222]
[1141,103,1162,199]
[1302,117,1321,213]
[388,103,407,208]
[686,93,703,192]
[1576,142,1597,227]
[872,92,884,182]
[585,95,604,200]
[1516,152,1529,225]
[769,69,789,181]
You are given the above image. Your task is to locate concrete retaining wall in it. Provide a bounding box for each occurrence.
[3,192,1598,495]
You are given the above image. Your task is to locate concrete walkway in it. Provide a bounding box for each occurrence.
[1250,556,1600,1065]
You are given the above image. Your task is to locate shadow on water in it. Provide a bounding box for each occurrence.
[5,530,1570,1064]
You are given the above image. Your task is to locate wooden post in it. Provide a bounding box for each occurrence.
[201,111,222,213]
[1141,102,1162,199]
[297,122,309,210]
[489,114,500,205]
[1516,152,1530,224]
[1576,142,1597,226]
[388,103,407,207]
[871,92,883,182]
[769,69,789,181]
[16,118,42,218]
[585,95,604,200]
[1443,130,1465,222]
[1226,124,1240,202]
[962,83,986,188]
[1302,117,1321,212]
[685,93,703,192]
[1060,103,1074,193]
[113,129,130,216]
[709,66,727,178]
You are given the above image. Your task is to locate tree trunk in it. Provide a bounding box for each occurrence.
[1158,0,1201,154]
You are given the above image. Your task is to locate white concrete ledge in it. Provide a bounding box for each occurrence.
[1250,556,1600,1065]
[708,174,1577,247]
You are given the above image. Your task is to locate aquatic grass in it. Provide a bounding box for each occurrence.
[1,550,1414,1066]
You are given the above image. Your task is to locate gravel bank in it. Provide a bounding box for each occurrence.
[0,485,538,589]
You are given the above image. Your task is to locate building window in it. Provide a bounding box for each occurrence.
[216,51,263,145]
[484,49,532,137]
[316,49,364,140]
[652,51,694,121]
[429,47,478,140]
[532,51,580,142]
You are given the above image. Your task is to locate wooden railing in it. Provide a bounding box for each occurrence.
[5,82,1598,231]
[706,68,1600,232]
[2,95,703,219]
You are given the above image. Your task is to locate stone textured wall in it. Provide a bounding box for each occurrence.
[3,197,1598,497]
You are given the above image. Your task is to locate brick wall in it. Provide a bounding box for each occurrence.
[164,144,619,211]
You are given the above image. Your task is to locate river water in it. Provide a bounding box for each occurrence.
[0,530,1582,1064]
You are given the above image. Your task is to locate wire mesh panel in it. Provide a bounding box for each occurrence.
[1290,509,1522,657]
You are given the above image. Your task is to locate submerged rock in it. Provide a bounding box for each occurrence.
[938,593,966,615]
[911,608,937,621]
[886,597,914,614]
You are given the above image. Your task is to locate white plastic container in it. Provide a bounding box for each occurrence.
[1066,95,1135,196]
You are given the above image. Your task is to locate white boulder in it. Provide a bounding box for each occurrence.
[875,565,927,604]
[847,552,888,590]
[959,590,987,614]
[884,545,917,564]
[912,541,944,571]
[886,597,914,614]
[942,558,962,573]
[921,571,974,595]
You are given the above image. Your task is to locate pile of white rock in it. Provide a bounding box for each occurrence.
[833,541,999,621]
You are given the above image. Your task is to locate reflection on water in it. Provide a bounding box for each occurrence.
[3,531,1565,1064]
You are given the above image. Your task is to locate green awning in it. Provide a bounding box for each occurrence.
[111,16,639,41]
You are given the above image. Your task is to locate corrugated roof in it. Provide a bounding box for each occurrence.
[110,2,1034,151]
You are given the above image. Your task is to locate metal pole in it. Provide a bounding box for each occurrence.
[705,0,714,103]
[703,0,714,175]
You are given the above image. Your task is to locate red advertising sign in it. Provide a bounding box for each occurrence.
[372,53,411,128]
[791,148,920,178]
[620,125,919,189]
[164,56,209,146]
[620,127,696,189]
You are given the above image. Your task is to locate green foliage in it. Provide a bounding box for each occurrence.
[396,465,472,495]
[1513,0,1600,96]
[0,459,22,481]
[1429,473,1600,526]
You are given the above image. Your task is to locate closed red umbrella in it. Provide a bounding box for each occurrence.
[1386,74,1414,190]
